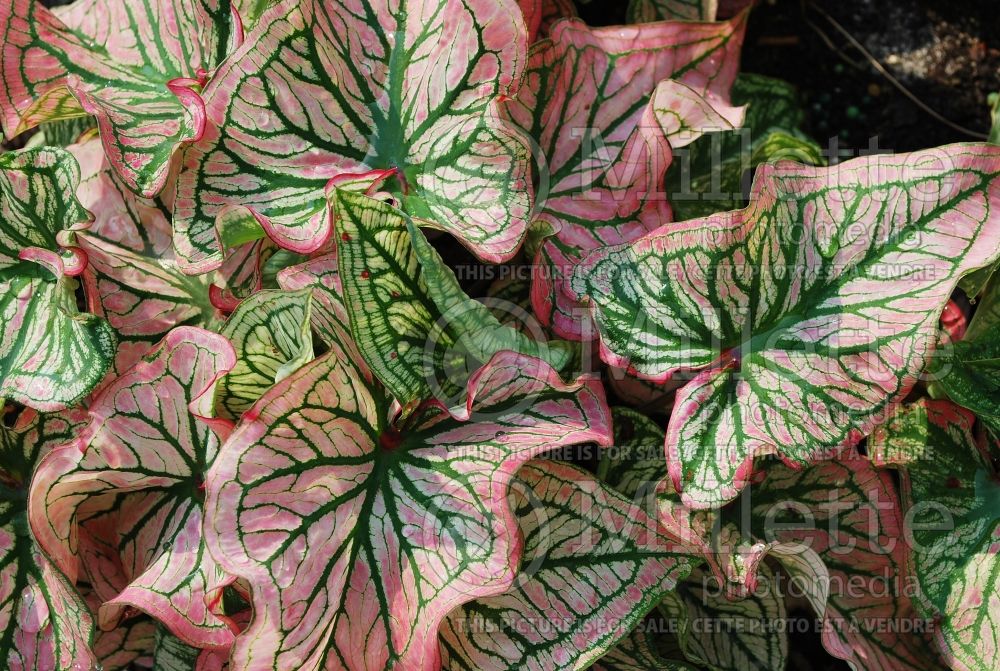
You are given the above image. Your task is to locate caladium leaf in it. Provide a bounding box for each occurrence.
[0,407,94,671]
[573,144,1000,508]
[29,327,239,649]
[173,0,531,272]
[204,348,611,671]
[966,271,1000,340]
[595,626,700,671]
[79,234,224,382]
[0,147,116,411]
[92,613,156,670]
[334,190,572,414]
[627,0,717,22]
[439,459,699,670]
[658,566,788,671]
[507,15,747,339]
[743,456,947,671]
[665,73,824,221]
[869,400,1000,671]
[0,0,240,196]
[217,288,314,420]
[928,334,1000,437]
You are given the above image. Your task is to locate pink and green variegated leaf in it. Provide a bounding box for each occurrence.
[1,0,239,196]
[573,144,1000,508]
[745,456,948,671]
[173,0,531,272]
[627,0,717,22]
[0,407,94,671]
[439,460,699,670]
[657,566,787,671]
[28,327,238,649]
[869,400,1000,671]
[0,147,116,410]
[506,16,746,339]
[334,190,572,415]
[217,288,314,420]
[927,334,1000,437]
[594,626,699,671]
[92,614,156,670]
[204,349,611,671]
[78,233,224,382]
[68,138,173,258]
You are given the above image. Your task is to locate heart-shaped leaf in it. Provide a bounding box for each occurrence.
[173,0,531,271]
[439,460,699,670]
[204,349,611,671]
[0,407,94,671]
[333,190,572,414]
[573,144,1000,507]
[0,147,116,411]
[217,288,314,419]
[506,15,746,339]
[869,400,1000,671]
[0,0,239,196]
[29,327,238,649]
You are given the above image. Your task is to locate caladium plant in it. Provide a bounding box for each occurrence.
[3,0,1000,669]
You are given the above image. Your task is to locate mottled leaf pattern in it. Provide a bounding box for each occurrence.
[0,407,94,671]
[870,400,1000,671]
[928,334,1000,437]
[573,145,1000,507]
[440,460,697,670]
[217,288,314,419]
[1,0,238,196]
[173,0,531,271]
[627,0,718,22]
[508,15,746,339]
[0,147,115,411]
[29,328,238,649]
[205,349,611,671]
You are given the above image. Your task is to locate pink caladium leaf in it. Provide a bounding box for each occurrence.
[173,0,531,272]
[506,15,746,340]
[572,144,1000,508]
[0,407,95,671]
[0,147,116,411]
[439,460,700,670]
[204,348,611,671]
[742,456,948,671]
[29,327,239,649]
[333,190,573,415]
[91,611,156,670]
[869,400,1000,671]
[0,0,240,196]
[594,626,699,671]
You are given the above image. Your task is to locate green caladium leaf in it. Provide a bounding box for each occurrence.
[204,348,611,671]
[29,328,239,649]
[869,400,1000,671]
[666,73,824,221]
[439,459,700,670]
[596,629,701,671]
[966,271,1000,339]
[1,0,240,197]
[658,566,788,671]
[928,335,1000,436]
[627,0,717,22]
[508,15,747,339]
[0,147,116,411]
[173,0,531,272]
[334,190,572,414]
[217,288,314,419]
[572,144,1000,508]
[0,407,95,671]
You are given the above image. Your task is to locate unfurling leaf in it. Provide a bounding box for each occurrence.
[204,349,611,671]
[573,145,1000,507]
